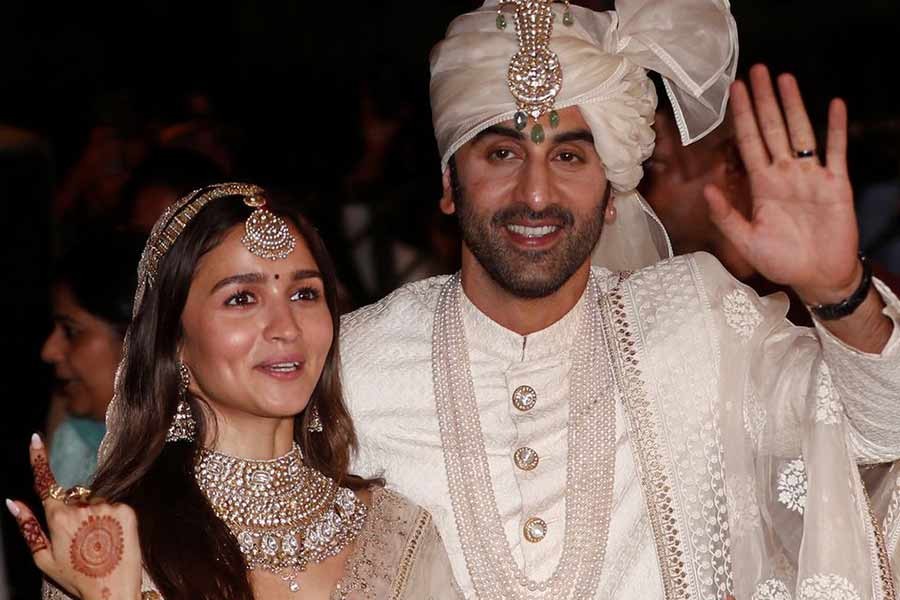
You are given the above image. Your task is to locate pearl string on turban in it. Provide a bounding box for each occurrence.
[429,0,738,271]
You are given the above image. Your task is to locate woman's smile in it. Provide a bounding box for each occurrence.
[255,354,306,380]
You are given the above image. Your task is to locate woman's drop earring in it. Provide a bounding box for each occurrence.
[166,363,196,442]
[307,406,323,433]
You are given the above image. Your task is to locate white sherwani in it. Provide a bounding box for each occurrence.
[341,253,900,599]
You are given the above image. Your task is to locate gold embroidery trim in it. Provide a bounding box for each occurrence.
[389,508,433,600]
[601,272,690,600]
[865,488,897,600]
[331,487,392,600]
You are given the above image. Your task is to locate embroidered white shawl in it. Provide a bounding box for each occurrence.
[342,253,900,599]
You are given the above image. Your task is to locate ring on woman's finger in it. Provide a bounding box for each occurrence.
[47,484,67,501]
[63,486,92,506]
[794,148,816,159]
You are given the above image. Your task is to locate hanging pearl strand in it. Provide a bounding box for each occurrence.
[431,274,617,599]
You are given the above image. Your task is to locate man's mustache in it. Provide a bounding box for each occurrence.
[491,204,575,228]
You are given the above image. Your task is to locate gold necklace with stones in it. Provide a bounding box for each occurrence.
[194,443,367,593]
[432,273,617,599]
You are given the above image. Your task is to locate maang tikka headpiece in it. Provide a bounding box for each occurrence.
[134,182,296,313]
[496,0,573,144]
[241,194,297,261]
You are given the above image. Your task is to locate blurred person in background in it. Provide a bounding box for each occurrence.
[859,179,900,274]
[322,67,460,307]
[639,101,754,279]
[53,90,236,234]
[52,92,149,225]
[155,92,238,176]
[855,119,900,276]
[41,231,145,487]
[115,147,226,231]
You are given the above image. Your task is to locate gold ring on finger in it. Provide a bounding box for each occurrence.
[47,484,67,501]
[63,486,92,505]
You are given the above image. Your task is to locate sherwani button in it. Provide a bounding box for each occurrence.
[513,447,539,471]
[523,517,547,542]
[512,385,537,411]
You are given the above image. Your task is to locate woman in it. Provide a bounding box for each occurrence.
[7,183,460,599]
[41,232,145,487]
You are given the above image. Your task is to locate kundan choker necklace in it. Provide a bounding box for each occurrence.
[194,443,367,593]
[432,273,617,599]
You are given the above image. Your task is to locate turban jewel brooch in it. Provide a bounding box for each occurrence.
[496,0,574,143]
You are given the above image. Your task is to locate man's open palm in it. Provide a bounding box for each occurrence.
[704,65,860,303]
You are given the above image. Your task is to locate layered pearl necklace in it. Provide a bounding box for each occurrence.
[195,443,367,593]
[431,273,617,599]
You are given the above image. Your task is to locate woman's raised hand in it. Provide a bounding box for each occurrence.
[6,434,142,600]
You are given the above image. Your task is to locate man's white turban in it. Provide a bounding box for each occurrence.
[429,0,738,271]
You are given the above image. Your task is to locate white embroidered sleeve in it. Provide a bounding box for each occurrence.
[814,278,900,463]
[688,250,894,600]
[694,252,900,463]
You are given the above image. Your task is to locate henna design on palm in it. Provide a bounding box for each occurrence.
[19,517,48,554]
[32,453,55,501]
[69,515,124,578]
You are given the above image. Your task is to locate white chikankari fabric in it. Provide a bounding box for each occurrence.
[342,252,900,599]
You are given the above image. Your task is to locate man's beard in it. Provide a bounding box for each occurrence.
[451,164,609,299]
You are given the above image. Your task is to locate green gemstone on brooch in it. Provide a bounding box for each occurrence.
[514,111,528,131]
[531,124,545,144]
[549,110,560,129]
[496,14,507,30]
[563,10,574,26]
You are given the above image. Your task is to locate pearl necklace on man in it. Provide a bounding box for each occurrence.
[431,273,618,599]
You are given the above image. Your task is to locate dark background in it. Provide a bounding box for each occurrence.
[4,1,900,178]
[1,1,899,598]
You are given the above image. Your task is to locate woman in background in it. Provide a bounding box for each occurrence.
[41,231,145,487]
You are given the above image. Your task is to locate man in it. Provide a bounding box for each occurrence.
[341,1,900,598]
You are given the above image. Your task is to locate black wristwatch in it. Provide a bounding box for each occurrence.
[809,254,873,321]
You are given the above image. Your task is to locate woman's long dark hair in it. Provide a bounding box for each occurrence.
[90,191,375,599]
